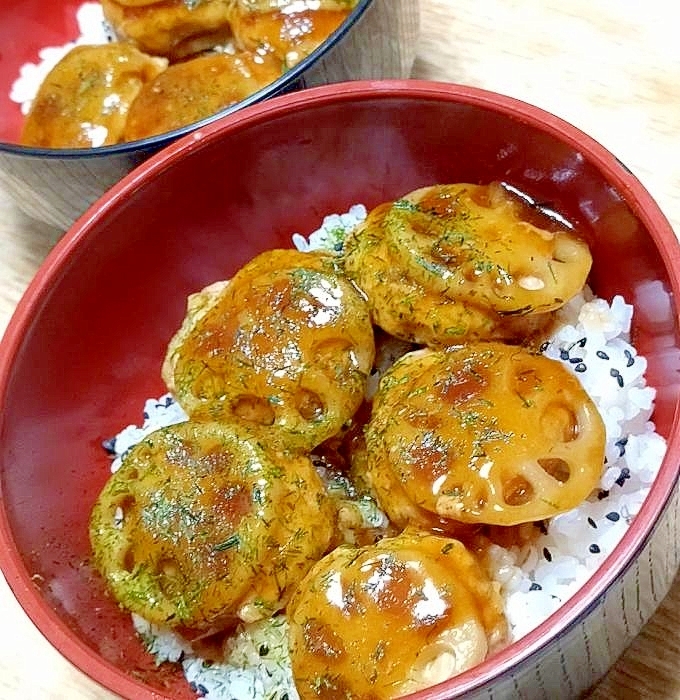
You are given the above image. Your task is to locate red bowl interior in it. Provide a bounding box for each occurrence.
[1,80,679,699]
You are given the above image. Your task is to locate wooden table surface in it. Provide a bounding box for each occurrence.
[1,1,680,698]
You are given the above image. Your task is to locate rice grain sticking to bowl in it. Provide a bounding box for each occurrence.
[101,205,666,700]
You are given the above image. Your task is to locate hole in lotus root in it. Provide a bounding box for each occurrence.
[503,475,535,506]
[537,457,571,483]
[474,487,488,511]
[295,389,325,421]
[112,494,136,526]
[157,557,184,597]
[122,547,136,573]
[552,236,582,263]
[313,338,354,374]
[303,619,347,659]
[445,481,489,513]
[540,402,578,443]
[468,186,493,208]
[463,263,483,282]
[430,235,467,267]
[232,395,276,426]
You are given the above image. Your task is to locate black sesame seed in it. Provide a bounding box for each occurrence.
[101,437,117,455]
[560,349,570,361]
[164,395,174,407]
[610,367,624,387]
[588,517,597,528]
[615,437,628,457]
[197,685,208,697]
[574,363,587,373]
[577,337,587,347]
[539,341,550,353]
[569,356,584,364]
[597,489,610,500]
[624,349,635,367]
[596,350,609,360]
[543,547,552,562]
[606,511,621,522]
[589,544,601,554]
[259,643,270,657]
[615,467,631,487]
[143,411,149,420]
[530,582,543,591]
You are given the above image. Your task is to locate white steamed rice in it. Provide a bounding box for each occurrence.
[103,204,667,699]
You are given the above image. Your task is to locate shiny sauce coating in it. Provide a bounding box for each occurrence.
[163,249,375,453]
[288,529,507,699]
[89,420,335,632]
[365,343,606,527]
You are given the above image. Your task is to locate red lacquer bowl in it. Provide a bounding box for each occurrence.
[0,81,678,699]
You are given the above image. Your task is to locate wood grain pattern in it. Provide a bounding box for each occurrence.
[1,1,679,698]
